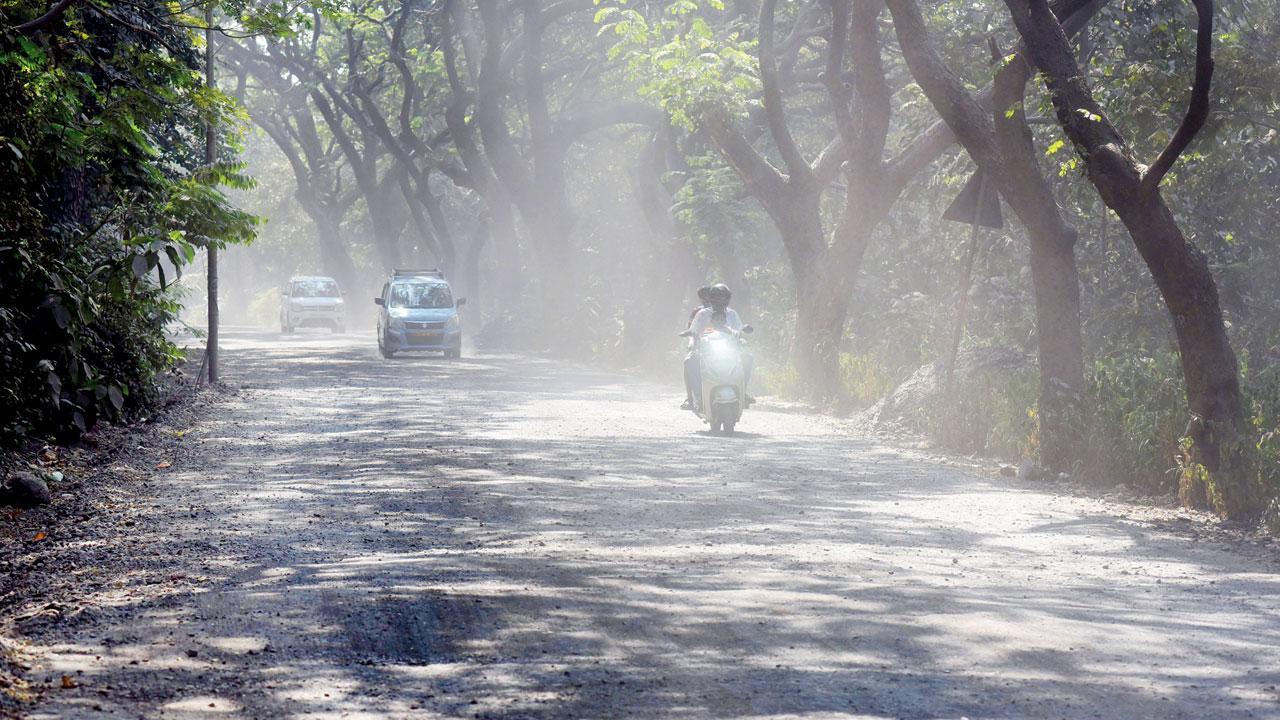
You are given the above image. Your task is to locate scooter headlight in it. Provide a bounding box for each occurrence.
[703,345,740,378]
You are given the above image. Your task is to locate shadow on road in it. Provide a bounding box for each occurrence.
[27,330,1280,719]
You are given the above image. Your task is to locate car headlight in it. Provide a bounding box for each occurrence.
[446,314,460,331]
[388,317,405,330]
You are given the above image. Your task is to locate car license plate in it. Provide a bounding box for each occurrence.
[409,332,441,344]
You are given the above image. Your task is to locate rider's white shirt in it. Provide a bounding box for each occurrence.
[689,307,742,336]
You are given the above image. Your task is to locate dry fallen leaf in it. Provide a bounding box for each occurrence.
[60,675,77,689]
[32,532,46,542]
[155,461,171,469]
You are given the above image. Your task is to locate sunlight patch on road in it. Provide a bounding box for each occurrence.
[163,695,242,714]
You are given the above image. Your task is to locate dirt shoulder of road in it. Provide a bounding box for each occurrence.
[838,418,1280,563]
[0,379,229,718]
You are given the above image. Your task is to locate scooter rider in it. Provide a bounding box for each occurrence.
[682,284,753,410]
[689,284,742,335]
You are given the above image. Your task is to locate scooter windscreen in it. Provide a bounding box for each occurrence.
[700,332,744,378]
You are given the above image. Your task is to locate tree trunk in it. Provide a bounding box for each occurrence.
[462,218,489,321]
[1109,187,1256,517]
[367,189,404,272]
[1003,0,1260,518]
[792,274,850,403]
[396,170,446,272]
[783,203,847,403]
[486,190,524,309]
[992,58,1086,474]
[1023,219,1085,471]
[313,205,359,295]
[885,0,1089,473]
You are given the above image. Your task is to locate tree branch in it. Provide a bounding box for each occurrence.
[823,0,857,148]
[811,135,847,186]
[883,117,956,192]
[1003,0,1126,156]
[846,0,892,161]
[474,0,532,195]
[759,0,813,184]
[885,0,1000,168]
[1141,0,1214,193]
[706,115,789,214]
[884,0,1105,193]
[12,0,79,34]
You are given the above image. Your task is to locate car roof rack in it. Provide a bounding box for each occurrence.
[392,267,446,279]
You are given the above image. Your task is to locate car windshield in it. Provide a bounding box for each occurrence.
[389,282,453,309]
[292,279,339,298]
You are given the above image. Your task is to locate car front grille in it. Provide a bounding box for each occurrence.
[405,321,447,330]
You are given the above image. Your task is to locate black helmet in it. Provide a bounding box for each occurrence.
[708,283,731,307]
[696,285,712,302]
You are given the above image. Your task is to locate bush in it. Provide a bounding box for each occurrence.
[840,352,910,410]
[929,361,1039,458]
[1082,351,1187,491]
[0,3,256,446]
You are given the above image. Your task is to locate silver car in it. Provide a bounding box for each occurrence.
[374,269,465,358]
[280,276,346,333]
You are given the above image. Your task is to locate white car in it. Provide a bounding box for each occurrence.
[280,276,346,333]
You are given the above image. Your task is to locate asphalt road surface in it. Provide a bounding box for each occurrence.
[26,330,1280,719]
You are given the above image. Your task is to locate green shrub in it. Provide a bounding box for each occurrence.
[929,364,1039,458]
[1082,352,1187,491]
[0,2,256,445]
[840,352,909,409]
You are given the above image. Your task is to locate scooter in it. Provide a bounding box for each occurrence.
[681,325,753,435]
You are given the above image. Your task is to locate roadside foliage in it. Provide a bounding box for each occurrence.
[0,1,257,444]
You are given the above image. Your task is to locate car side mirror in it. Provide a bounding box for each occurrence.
[455,297,467,307]
[373,297,385,306]
[742,324,754,334]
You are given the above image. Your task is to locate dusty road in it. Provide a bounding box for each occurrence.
[23,331,1280,719]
